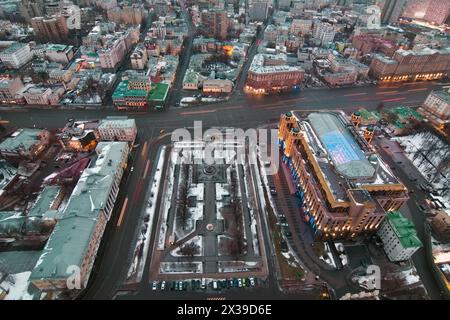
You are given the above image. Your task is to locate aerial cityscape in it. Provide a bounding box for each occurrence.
[0,0,448,303]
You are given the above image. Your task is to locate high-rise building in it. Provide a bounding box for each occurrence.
[98,37,127,71]
[278,111,409,240]
[107,4,147,25]
[377,211,422,262]
[312,20,336,46]
[423,0,450,25]
[61,4,81,30]
[31,15,69,42]
[380,0,407,24]
[249,0,269,21]
[20,0,45,21]
[0,42,33,69]
[201,10,229,40]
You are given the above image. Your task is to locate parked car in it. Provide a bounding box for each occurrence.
[161,281,166,291]
[250,278,255,287]
[270,188,277,196]
[201,278,206,289]
[213,281,218,290]
[245,278,251,287]
[238,278,243,288]
[152,281,158,291]
[229,279,234,288]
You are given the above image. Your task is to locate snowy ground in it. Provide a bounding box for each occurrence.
[392,268,421,286]
[216,183,230,201]
[188,183,204,201]
[218,261,260,273]
[0,272,33,300]
[127,147,167,282]
[216,201,224,220]
[334,242,348,266]
[393,132,450,208]
[160,262,203,274]
[157,147,176,251]
[319,242,337,269]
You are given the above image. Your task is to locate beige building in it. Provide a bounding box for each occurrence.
[203,79,233,93]
[0,77,25,104]
[417,88,450,130]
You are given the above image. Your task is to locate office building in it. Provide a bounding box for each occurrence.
[278,111,409,240]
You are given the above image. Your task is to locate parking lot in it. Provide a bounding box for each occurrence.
[151,277,260,292]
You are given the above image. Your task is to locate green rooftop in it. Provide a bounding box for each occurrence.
[28,186,61,218]
[46,44,72,53]
[386,211,422,249]
[30,142,128,282]
[148,83,169,102]
[391,106,424,121]
[358,108,382,122]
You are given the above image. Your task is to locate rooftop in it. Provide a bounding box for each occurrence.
[0,129,44,153]
[386,211,422,249]
[98,117,136,130]
[249,53,304,74]
[431,89,450,104]
[292,111,403,203]
[30,142,128,281]
[28,186,61,218]
[0,42,27,55]
[307,112,375,179]
[148,82,169,102]
[112,80,148,100]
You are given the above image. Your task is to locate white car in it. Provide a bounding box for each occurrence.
[130,166,134,172]
[161,280,166,290]
[152,281,158,291]
[250,278,255,287]
[238,279,243,288]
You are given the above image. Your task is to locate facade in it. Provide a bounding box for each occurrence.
[313,21,335,47]
[203,79,233,93]
[278,111,409,240]
[107,5,146,25]
[30,142,129,291]
[48,69,73,83]
[99,37,127,71]
[45,44,74,65]
[31,15,69,43]
[249,0,269,22]
[370,48,450,82]
[377,211,422,262]
[22,86,52,105]
[351,34,398,58]
[290,19,312,36]
[61,4,81,30]
[0,42,33,69]
[381,0,407,24]
[423,0,450,25]
[417,88,450,130]
[112,77,151,110]
[245,53,304,94]
[201,10,229,40]
[0,77,25,103]
[97,117,137,142]
[0,128,50,159]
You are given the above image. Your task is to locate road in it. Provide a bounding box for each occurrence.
[0,80,448,300]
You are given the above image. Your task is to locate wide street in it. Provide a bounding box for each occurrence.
[0,79,447,300]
